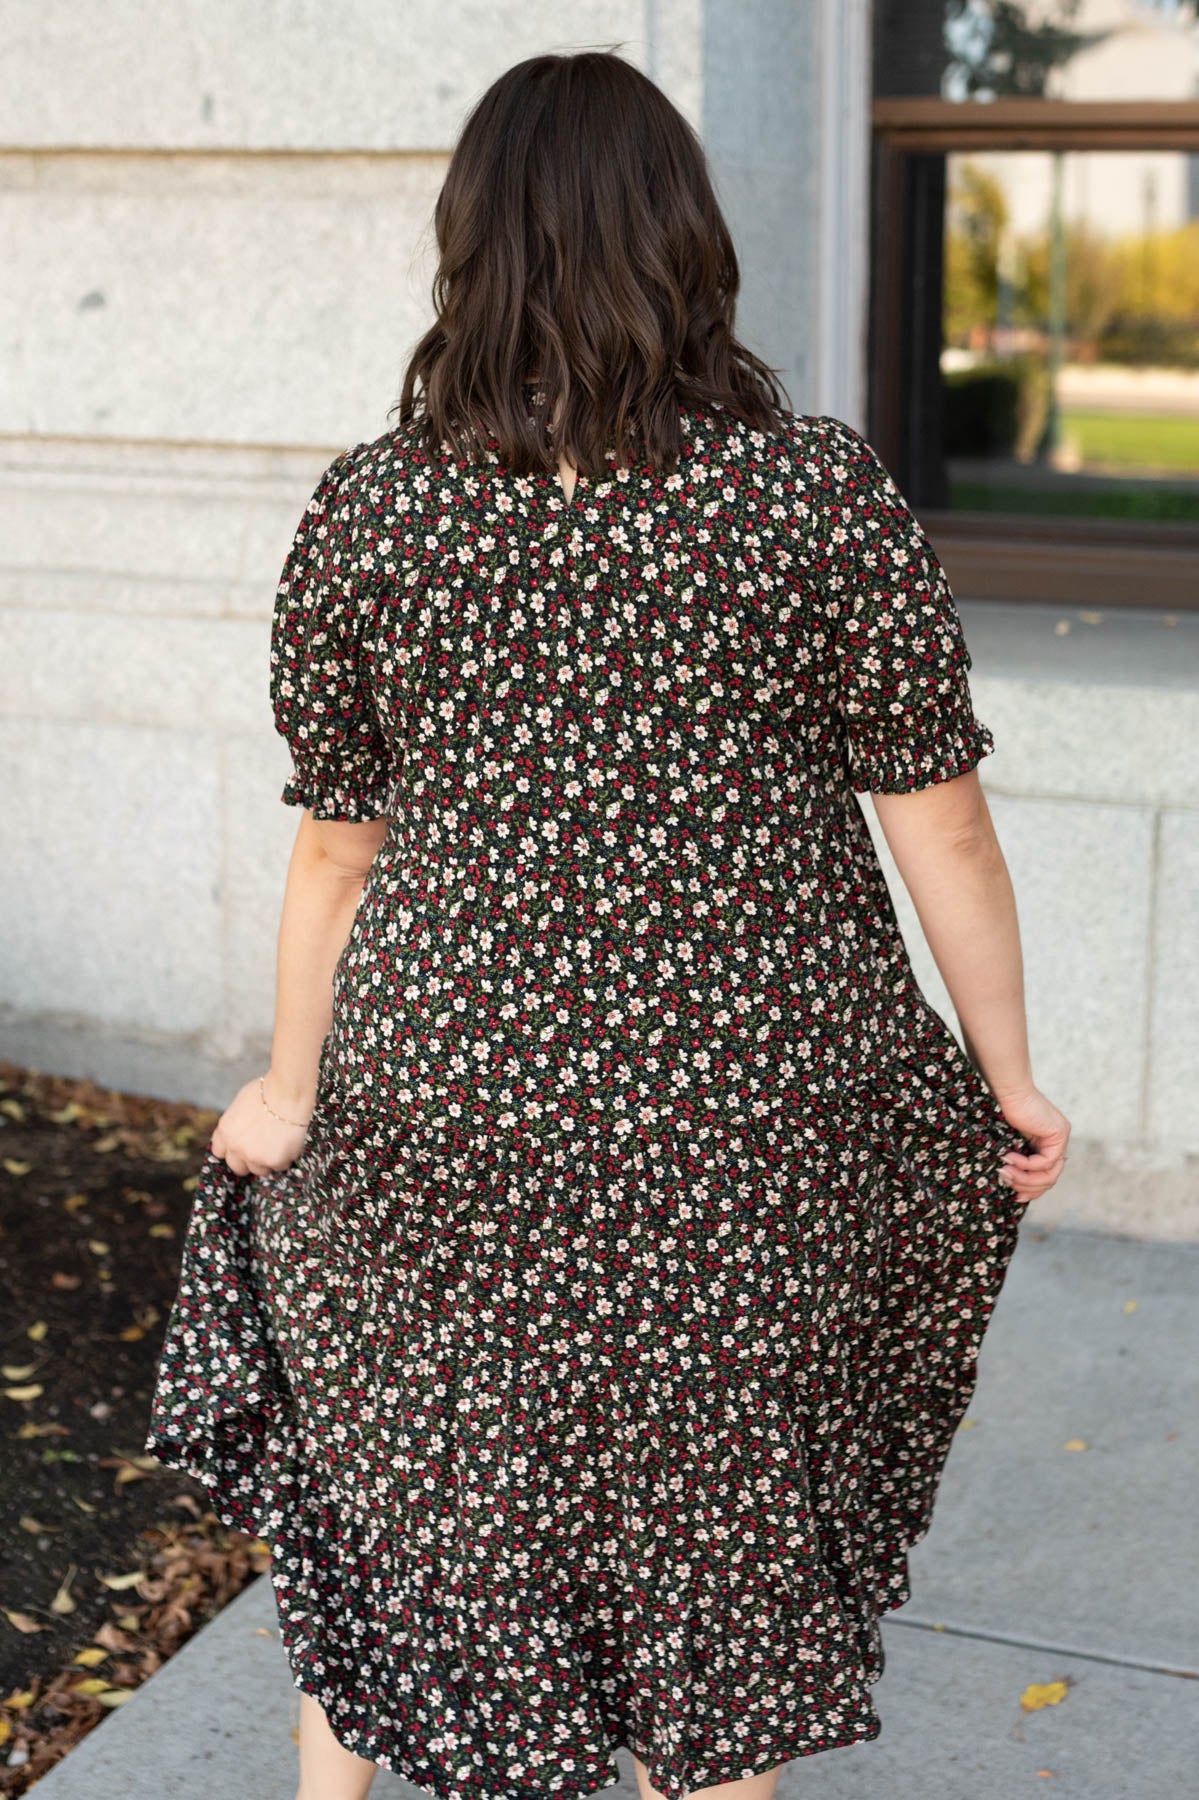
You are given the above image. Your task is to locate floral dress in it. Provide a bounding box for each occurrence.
[146,400,1034,1800]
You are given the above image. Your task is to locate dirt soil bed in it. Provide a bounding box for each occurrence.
[0,1060,270,1795]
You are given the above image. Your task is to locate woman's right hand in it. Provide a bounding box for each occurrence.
[209,1075,312,1179]
[993,1086,1071,1203]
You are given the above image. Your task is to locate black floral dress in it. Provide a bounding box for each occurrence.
[146,401,1034,1800]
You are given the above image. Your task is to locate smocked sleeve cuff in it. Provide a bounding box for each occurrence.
[279,756,394,822]
[845,691,997,796]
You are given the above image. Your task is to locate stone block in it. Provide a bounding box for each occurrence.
[0,610,266,734]
[972,674,1199,810]
[0,155,442,445]
[220,735,304,1050]
[0,1,649,150]
[0,720,222,1035]
[0,442,350,620]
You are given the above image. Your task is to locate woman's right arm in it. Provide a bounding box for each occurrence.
[871,765,1070,1203]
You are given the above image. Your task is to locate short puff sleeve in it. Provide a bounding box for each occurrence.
[814,416,996,796]
[269,447,393,821]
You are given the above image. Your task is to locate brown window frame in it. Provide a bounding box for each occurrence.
[869,100,1199,613]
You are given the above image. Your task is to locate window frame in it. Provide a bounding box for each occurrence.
[869,99,1199,612]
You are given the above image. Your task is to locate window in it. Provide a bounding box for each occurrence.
[870,0,1199,609]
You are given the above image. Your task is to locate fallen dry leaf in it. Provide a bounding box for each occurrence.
[49,1568,78,1616]
[2,1363,38,1381]
[63,1194,89,1214]
[19,1517,58,1536]
[1021,1679,1070,1712]
[1063,1439,1088,1452]
[147,1141,190,1164]
[3,1158,32,1176]
[16,1422,69,1439]
[50,1273,81,1290]
[98,1454,160,1489]
[1123,1300,1137,1314]
[71,1648,107,1668]
[97,1572,146,1592]
[3,1385,45,1403]
[3,1612,50,1635]
[26,1320,48,1342]
[2,1690,35,1710]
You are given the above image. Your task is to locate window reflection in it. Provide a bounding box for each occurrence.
[942,148,1199,520]
[875,0,1199,103]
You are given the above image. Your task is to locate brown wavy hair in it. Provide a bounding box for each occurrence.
[391,49,791,474]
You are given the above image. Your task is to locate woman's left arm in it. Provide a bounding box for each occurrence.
[211,443,393,1176]
[210,810,387,1177]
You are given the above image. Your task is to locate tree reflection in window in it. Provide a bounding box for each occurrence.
[944,0,1106,100]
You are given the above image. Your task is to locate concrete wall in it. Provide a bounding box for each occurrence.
[2,1,1195,1235]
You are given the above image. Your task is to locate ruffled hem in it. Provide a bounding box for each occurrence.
[145,1032,1030,1800]
[844,694,996,796]
[146,1221,891,1800]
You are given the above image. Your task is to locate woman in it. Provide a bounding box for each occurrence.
[147,48,1069,1800]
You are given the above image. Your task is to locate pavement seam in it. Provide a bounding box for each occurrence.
[891,1613,1197,1680]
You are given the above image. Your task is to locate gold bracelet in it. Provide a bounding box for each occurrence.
[258,1073,312,1130]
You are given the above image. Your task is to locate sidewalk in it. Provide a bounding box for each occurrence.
[28,1226,1198,1799]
